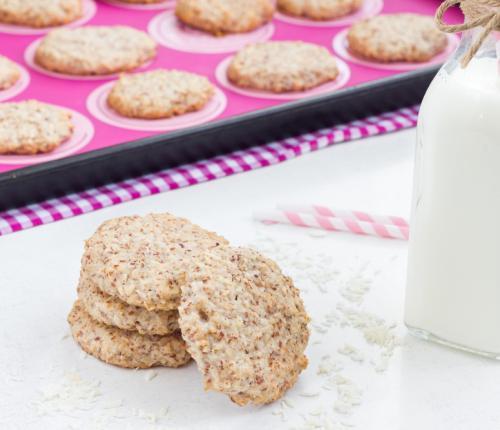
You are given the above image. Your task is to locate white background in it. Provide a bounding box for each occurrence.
[1,128,499,430]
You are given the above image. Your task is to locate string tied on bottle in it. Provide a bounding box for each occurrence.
[436,0,500,67]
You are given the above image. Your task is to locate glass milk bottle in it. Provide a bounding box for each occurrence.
[405,22,500,358]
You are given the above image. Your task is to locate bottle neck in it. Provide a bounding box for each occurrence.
[458,28,499,58]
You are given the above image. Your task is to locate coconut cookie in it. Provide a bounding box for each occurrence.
[0,56,20,91]
[34,26,157,76]
[227,41,339,93]
[277,0,362,20]
[68,301,190,369]
[179,247,310,405]
[0,100,73,155]
[78,276,180,336]
[0,0,83,28]
[347,14,448,63]
[175,0,274,35]
[107,70,215,120]
[81,214,229,312]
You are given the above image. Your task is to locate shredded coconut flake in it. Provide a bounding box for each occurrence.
[249,231,403,427]
[337,344,364,363]
[33,371,172,427]
[332,375,363,415]
[282,398,296,409]
[317,356,344,376]
[299,390,321,398]
[340,274,372,304]
[144,370,158,382]
[34,372,102,417]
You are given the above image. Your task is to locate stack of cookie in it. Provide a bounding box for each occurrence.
[68,213,310,405]
[69,213,228,369]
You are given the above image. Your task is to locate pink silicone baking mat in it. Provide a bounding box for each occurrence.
[0,0,461,174]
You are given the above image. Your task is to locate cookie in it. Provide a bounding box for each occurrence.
[0,100,73,155]
[347,14,448,63]
[78,275,180,336]
[0,55,20,91]
[179,247,310,405]
[277,0,362,20]
[175,0,274,35]
[107,70,215,120]
[0,0,83,28]
[81,214,229,312]
[227,41,339,93]
[34,26,157,76]
[68,301,190,369]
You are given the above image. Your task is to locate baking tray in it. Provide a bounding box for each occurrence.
[0,0,461,210]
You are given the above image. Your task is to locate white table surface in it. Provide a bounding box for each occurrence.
[1,128,499,430]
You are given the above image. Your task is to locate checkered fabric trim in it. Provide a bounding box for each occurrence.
[0,105,418,236]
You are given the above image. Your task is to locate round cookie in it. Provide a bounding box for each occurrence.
[0,55,20,90]
[175,0,274,35]
[107,70,215,120]
[78,276,180,336]
[277,0,362,20]
[0,0,83,28]
[68,301,190,368]
[0,100,73,155]
[347,13,448,63]
[227,41,339,93]
[178,247,310,405]
[34,26,157,76]
[81,214,229,312]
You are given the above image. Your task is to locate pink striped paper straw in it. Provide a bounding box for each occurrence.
[254,210,409,240]
[277,204,409,227]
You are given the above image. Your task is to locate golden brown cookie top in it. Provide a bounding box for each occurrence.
[178,247,310,405]
[175,0,274,35]
[277,0,363,20]
[227,41,339,92]
[0,55,20,91]
[0,100,73,155]
[81,213,229,311]
[347,13,448,63]
[0,0,83,28]
[34,26,157,76]
[107,69,215,120]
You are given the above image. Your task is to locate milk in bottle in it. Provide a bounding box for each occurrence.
[405,1,500,358]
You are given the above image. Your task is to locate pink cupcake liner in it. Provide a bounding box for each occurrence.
[87,81,228,131]
[148,10,275,54]
[275,0,384,28]
[333,29,460,71]
[98,0,175,10]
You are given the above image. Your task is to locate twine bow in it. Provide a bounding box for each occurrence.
[436,0,500,67]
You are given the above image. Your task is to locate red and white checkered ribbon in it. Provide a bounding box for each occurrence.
[0,105,418,236]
